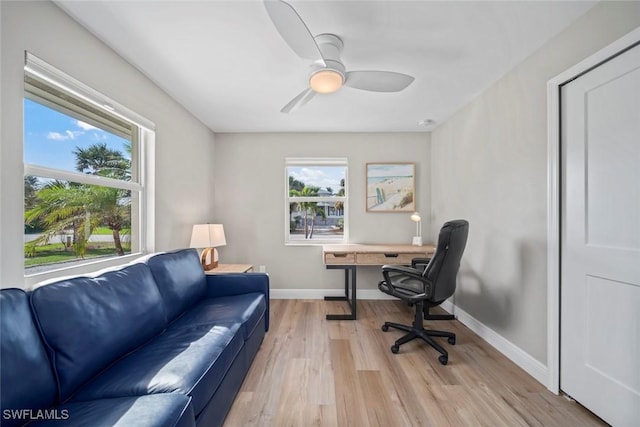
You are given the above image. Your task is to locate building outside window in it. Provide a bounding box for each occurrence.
[285,157,347,244]
[23,53,153,275]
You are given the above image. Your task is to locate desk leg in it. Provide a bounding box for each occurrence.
[324,265,357,320]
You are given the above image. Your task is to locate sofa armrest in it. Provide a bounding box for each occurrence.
[205,273,270,330]
[205,273,269,298]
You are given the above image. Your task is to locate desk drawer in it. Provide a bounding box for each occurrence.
[324,253,355,264]
[355,252,420,265]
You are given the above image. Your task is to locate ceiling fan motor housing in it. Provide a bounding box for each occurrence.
[315,34,344,61]
[309,33,346,92]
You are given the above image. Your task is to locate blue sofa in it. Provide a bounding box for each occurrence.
[0,248,269,427]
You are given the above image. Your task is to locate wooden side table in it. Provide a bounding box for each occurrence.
[205,264,253,274]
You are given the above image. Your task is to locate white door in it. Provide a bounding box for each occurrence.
[561,42,640,427]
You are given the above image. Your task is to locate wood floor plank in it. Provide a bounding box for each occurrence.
[357,370,399,426]
[274,358,324,426]
[329,339,370,426]
[223,300,606,427]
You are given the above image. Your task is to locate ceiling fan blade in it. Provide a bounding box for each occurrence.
[264,0,325,65]
[344,71,415,93]
[281,88,316,114]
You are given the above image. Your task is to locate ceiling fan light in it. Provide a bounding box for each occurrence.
[309,69,344,94]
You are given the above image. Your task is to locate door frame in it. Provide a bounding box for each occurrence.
[546,26,640,393]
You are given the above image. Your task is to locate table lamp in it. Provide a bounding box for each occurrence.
[410,212,422,246]
[190,224,226,270]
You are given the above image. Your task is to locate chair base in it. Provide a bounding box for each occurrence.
[382,303,456,365]
[407,302,455,321]
[424,312,455,321]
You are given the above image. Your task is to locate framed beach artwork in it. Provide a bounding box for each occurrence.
[366,163,415,212]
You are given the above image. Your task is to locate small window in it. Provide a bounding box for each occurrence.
[285,158,348,244]
[23,53,153,276]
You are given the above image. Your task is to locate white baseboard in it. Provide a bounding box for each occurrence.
[439,300,548,386]
[270,288,395,300]
[270,289,548,387]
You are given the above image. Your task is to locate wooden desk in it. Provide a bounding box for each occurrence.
[322,244,435,320]
[205,264,253,274]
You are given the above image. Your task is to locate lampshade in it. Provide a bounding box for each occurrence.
[410,212,421,222]
[190,224,226,248]
[309,69,344,94]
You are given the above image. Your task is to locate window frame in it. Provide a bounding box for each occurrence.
[23,52,155,279]
[284,157,348,246]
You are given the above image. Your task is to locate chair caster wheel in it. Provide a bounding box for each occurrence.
[381,324,389,332]
[439,355,448,365]
[391,345,399,354]
[448,336,456,345]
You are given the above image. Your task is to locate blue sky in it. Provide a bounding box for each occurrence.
[24,99,130,173]
[288,166,345,192]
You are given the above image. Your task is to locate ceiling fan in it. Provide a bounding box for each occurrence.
[264,0,415,113]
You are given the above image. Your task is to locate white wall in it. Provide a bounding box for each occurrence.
[431,1,640,364]
[4,0,638,381]
[213,133,430,294]
[0,1,216,287]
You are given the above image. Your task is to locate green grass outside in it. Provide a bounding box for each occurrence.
[25,227,129,236]
[92,227,131,236]
[24,242,131,267]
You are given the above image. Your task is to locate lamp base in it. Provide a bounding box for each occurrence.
[201,247,219,270]
[412,236,423,246]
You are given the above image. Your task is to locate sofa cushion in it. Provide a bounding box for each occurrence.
[72,322,243,415]
[0,289,57,427]
[171,293,266,341]
[146,249,207,322]
[30,263,168,401]
[27,394,194,427]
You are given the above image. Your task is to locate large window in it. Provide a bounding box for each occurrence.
[285,158,348,244]
[23,53,154,275]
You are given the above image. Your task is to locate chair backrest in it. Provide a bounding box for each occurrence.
[423,219,469,303]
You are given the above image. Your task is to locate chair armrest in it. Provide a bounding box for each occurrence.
[382,264,423,279]
[381,265,432,302]
[411,257,431,270]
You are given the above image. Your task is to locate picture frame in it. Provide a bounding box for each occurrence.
[366,163,415,212]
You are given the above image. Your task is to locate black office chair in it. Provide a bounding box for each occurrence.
[378,219,469,365]
[406,257,456,322]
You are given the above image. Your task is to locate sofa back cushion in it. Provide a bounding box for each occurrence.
[1,289,57,427]
[30,263,167,401]
[146,249,207,322]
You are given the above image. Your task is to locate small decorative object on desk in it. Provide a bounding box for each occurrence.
[410,212,422,246]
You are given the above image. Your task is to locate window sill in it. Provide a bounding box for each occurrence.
[24,252,145,289]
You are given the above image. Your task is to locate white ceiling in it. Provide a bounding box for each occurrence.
[54,0,596,133]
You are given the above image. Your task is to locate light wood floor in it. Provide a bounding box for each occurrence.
[224,299,605,426]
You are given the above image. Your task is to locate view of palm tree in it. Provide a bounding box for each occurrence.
[25,143,132,267]
[74,142,131,180]
[288,169,346,240]
[290,185,321,238]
